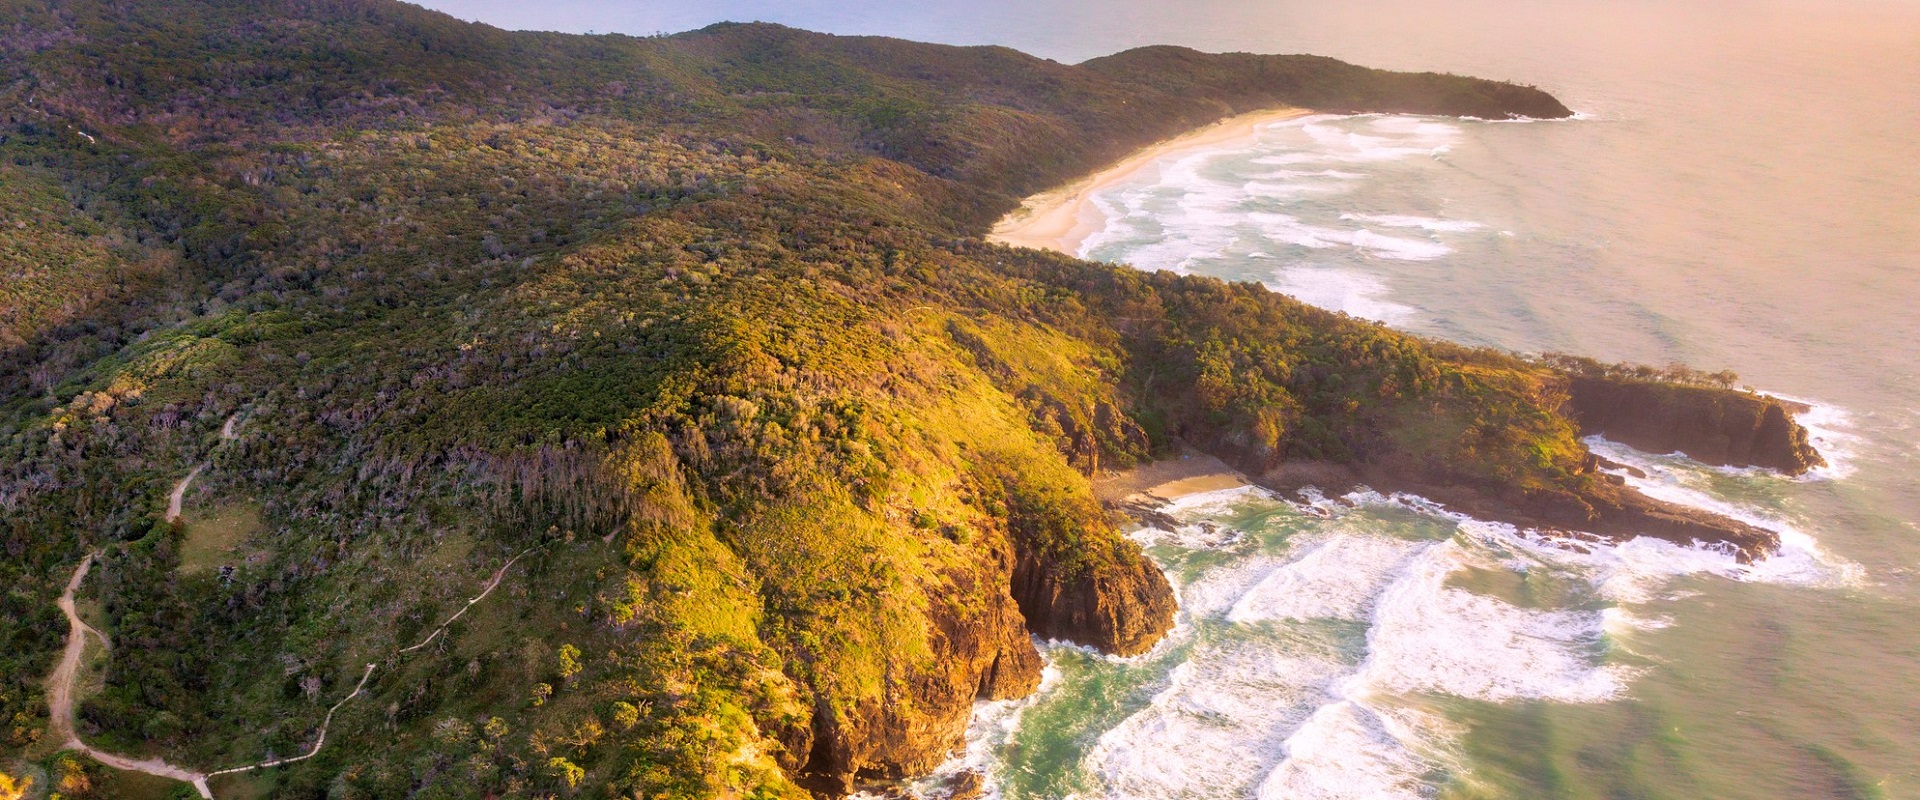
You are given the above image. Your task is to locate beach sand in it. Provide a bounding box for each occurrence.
[1095,447,1251,507]
[987,107,1310,257]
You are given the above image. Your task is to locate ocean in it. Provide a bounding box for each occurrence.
[425,1,1920,796]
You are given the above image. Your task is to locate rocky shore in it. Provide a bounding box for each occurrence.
[1564,374,1825,475]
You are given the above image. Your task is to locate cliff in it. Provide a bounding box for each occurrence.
[1563,375,1825,475]
[0,3,1645,799]
[1011,545,1178,657]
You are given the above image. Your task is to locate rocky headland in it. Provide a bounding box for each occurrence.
[0,4,1809,798]
[1565,374,1825,475]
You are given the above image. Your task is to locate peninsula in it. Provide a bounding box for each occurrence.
[0,3,1814,798]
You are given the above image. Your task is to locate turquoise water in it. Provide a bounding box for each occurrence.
[916,460,1866,799]
[957,105,1919,796]
[421,0,1920,795]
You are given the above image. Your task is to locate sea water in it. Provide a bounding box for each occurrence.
[939,7,1920,798]
[906,471,1863,799]
[426,0,1920,795]
[957,105,1919,796]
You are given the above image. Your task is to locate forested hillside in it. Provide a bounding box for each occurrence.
[0,2,1778,798]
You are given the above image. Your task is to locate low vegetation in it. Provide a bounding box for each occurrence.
[1537,352,1742,390]
[0,2,1653,798]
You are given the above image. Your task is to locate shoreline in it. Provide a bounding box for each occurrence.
[1095,448,1251,509]
[987,107,1310,257]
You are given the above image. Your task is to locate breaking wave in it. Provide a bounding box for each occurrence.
[922,429,1860,800]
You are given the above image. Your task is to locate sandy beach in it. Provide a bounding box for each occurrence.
[1095,447,1251,507]
[987,106,1310,257]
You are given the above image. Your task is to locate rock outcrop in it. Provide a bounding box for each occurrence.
[1380,467,1783,561]
[1242,457,1783,561]
[799,509,1174,794]
[1010,542,1178,657]
[1563,375,1825,475]
[796,562,1043,794]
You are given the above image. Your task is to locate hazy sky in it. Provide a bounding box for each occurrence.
[406,0,1507,65]
[411,0,1920,73]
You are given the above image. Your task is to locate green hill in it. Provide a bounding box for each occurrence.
[0,2,1785,798]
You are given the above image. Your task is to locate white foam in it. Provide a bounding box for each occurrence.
[1178,553,1293,621]
[1761,392,1863,480]
[1131,520,1246,551]
[1341,213,1486,233]
[1091,491,1629,798]
[1249,167,1368,180]
[1243,179,1349,199]
[1254,701,1435,800]
[1227,535,1425,623]
[1584,436,1863,588]
[954,457,1874,799]
[1086,646,1347,799]
[1267,266,1417,325]
[1080,153,1245,270]
[1351,228,1453,261]
[1245,212,1452,261]
[1368,116,1465,138]
[896,659,1065,800]
[1359,540,1628,703]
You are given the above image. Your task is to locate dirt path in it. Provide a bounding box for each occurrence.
[166,465,203,525]
[48,410,539,798]
[49,543,539,797]
[49,554,215,798]
[399,547,538,654]
[204,664,375,778]
[203,544,539,779]
[167,414,240,524]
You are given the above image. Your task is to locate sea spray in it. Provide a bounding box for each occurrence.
[1080,114,1492,326]
[924,438,1862,800]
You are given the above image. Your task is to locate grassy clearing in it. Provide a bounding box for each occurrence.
[177,503,264,575]
[206,770,274,800]
[86,764,190,800]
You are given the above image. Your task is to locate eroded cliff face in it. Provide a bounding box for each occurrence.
[1564,375,1825,475]
[796,546,1045,794]
[1010,541,1178,657]
[796,489,1174,794]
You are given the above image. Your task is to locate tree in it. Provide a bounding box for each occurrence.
[0,770,31,800]
[547,757,585,790]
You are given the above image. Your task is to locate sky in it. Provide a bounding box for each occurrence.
[405,0,1441,65]
[409,0,1920,72]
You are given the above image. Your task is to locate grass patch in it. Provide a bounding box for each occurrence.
[177,503,264,575]
[87,764,195,800]
[207,770,275,800]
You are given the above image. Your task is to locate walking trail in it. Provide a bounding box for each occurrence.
[44,413,540,798]
[50,553,216,798]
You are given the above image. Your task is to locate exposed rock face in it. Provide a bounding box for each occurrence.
[798,576,1042,794]
[1010,542,1178,657]
[1236,453,1783,562]
[1564,375,1825,475]
[1177,375,1829,562]
[798,515,1176,794]
[1379,468,1783,561]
